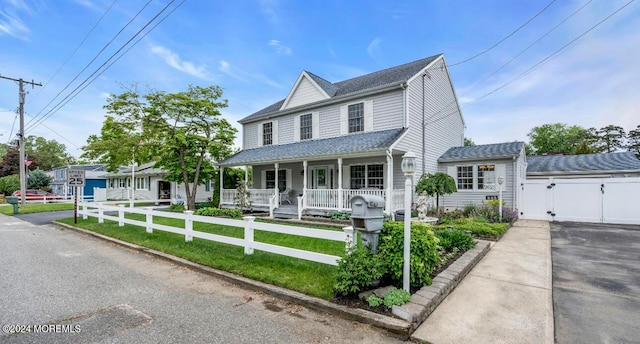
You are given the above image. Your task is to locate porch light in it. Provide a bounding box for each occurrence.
[401,151,417,176]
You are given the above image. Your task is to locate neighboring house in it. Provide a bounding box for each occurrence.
[526,152,640,179]
[50,164,107,200]
[102,162,212,203]
[218,54,465,218]
[437,142,526,211]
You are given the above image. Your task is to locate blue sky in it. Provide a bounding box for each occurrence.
[1,0,638,158]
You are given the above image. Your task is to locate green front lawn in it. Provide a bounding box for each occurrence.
[58,215,342,299]
[0,202,76,215]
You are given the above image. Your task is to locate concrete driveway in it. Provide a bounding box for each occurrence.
[551,222,640,343]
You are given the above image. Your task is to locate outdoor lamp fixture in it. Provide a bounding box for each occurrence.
[498,176,505,222]
[401,151,417,292]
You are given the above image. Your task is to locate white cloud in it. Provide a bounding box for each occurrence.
[219,60,282,88]
[150,45,213,80]
[259,0,279,24]
[0,2,30,40]
[268,39,292,55]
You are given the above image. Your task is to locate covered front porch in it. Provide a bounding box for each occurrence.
[220,154,407,219]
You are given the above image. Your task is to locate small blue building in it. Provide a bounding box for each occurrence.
[49,164,107,200]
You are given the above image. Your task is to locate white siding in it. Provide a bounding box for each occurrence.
[284,77,327,109]
[395,56,465,181]
[242,90,405,149]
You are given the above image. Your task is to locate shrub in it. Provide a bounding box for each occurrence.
[377,221,440,288]
[439,209,465,222]
[434,218,508,238]
[334,245,385,297]
[366,289,411,308]
[195,201,215,209]
[194,207,242,218]
[329,211,350,220]
[168,204,185,212]
[0,174,19,195]
[435,228,476,252]
[462,204,476,217]
[471,203,517,223]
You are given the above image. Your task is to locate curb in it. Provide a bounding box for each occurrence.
[392,240,492,327]
[53,221,414,338]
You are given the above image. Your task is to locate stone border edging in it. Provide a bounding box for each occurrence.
[392,240,492,327]
[52,221,414,338]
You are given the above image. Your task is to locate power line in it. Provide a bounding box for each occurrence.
[26,0,155,128]
[27,0,181,132]
[449,0,558,67]
[30,0,118,102]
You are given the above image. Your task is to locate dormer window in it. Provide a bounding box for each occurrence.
[348,103,364,133]
[263,122,273,146]
[300,113,312,140]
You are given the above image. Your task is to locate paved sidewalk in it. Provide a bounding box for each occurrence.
[412,220,554,344]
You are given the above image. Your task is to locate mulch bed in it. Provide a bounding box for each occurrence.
[332,249,467,317]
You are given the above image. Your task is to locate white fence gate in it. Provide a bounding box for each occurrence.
[520,177,640,225]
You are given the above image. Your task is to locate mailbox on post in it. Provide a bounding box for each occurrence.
[6,196,19,214]
[350,194,385,251]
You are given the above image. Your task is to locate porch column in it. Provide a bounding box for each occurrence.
[386,150,393,216]
[244,166,248,186]
[219,166,224,204]
[274,163,279,199]
[337,158,343,211]
[303,161,308,208]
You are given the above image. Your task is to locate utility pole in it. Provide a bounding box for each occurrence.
[0,75,42,207]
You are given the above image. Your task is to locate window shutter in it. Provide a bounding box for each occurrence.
[340,105,348,135]
[261,170,266,189]
[148,176,151,190]
[447,166,456,180]
[312,112,319,139]
[496,163,506,185]
[272,120,279,145]
[258,123,264,147]
[293,115,300,141]
[364,100,373,132]
[286,169,292,189]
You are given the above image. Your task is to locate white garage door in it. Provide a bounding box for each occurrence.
[520,177,640,225]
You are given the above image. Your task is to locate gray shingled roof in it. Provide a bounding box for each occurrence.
[526,152,640,174]
[103,162,167,177]
[219,128,407,166]
[439,142,525,162]
[240,54,442,124]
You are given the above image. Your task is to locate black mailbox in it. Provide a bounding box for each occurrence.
[350,194,385,251]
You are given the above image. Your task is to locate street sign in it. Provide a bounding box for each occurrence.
[68,169,86,187]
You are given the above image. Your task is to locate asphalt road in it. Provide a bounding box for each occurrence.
[0,215,402,343]
[551,222,640,344]
[14,210,75,225]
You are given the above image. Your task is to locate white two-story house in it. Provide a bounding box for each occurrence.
[219,54,465,218]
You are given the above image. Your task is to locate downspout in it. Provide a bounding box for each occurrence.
[421,72,428,176]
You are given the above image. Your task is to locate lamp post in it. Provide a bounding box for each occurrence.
[498,176,504,222]
[401,151,417,292]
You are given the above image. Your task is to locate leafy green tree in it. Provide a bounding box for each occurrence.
[0,143,8,157]
[596,125,626,153]
[23,135,77,170]
[415,172,457,210]
[0,174,19,195]
[627,125,640,157]
[82,85,237,210]
[464,137,475,146]
[27,169,51,189]
[0,146,39,177]
[527,123,591,155]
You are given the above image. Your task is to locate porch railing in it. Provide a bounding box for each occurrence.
[221,188,273,206]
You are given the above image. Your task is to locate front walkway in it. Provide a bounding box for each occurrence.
[412,220,554,343]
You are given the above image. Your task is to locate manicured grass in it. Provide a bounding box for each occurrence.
[58,215,342,299]
[433,218,508,239]
[0,202,75,215]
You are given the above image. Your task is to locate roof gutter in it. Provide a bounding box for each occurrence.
[240,82,407,124]
[527,169,640,176]
[219,149,388,167]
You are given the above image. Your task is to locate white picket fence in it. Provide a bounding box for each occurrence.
[78,202,354,266]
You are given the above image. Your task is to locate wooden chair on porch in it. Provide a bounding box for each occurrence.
[279,188,292,204]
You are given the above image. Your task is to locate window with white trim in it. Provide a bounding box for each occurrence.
[350,164,384,189]
[266,170,287,192]
[135,177,147,190]
[478,165,495,190]
[348,103,364,133]
[263,122,273,146]
[300,113,312,140]
[457,166,473,190]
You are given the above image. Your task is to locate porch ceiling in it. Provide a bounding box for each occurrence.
[219,128,407,166]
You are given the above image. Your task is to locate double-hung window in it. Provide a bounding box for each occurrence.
[350,164,384,189]
[300,113,312,140]
[263,122,273,146]
[457,166,473,190]
[266,170,287,192]
[478,165,496,190]
[348,103,364,133]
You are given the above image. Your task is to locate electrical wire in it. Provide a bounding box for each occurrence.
[29,0,186,129]
[7,111,18,144]
[30,0,118,102]
[26,0,155,128]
